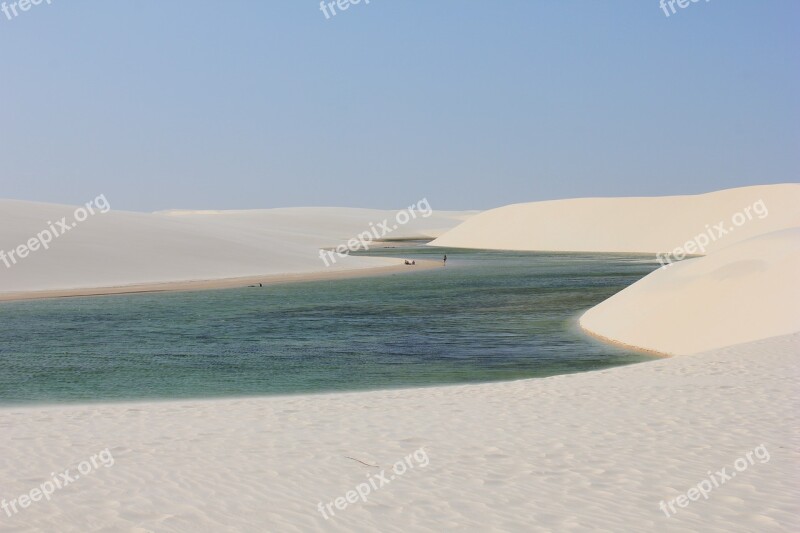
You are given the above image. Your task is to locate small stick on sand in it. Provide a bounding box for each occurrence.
[345,456,380,468]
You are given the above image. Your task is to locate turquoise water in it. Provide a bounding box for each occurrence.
[0,246,658,405]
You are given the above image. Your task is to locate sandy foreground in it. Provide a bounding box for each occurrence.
[0,333,797,532]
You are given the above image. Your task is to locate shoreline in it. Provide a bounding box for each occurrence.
[579,323,673,358]
[0,259,442,303]
[0,347,657,411]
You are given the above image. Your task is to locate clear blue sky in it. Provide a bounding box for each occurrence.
[1,1,797,211]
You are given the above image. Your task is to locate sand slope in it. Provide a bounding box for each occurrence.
[0,333,796,532]
[430,184,800,253]
[430,183,800,355]
[581,228,800,355]
[0,201,473,294]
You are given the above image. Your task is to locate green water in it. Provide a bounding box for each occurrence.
[0,246,658,405]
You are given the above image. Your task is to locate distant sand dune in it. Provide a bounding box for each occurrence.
[431,184,800,253]
[0,202,473,296]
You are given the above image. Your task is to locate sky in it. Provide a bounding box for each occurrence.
[0,1,798,212]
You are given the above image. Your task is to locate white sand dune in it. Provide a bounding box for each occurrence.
[0,333,796,532]
[581,228,800,355]
[0,201,473,295]
[431,183,800,355]
[430,184,800,253]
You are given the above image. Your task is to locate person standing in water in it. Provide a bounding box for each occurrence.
[443,254,447,266]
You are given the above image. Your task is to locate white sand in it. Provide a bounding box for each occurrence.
[430,183,800,355]
[0,333,796,532]
[0,201,473,295]
[430,184,800,253]
[581,228,800,355]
